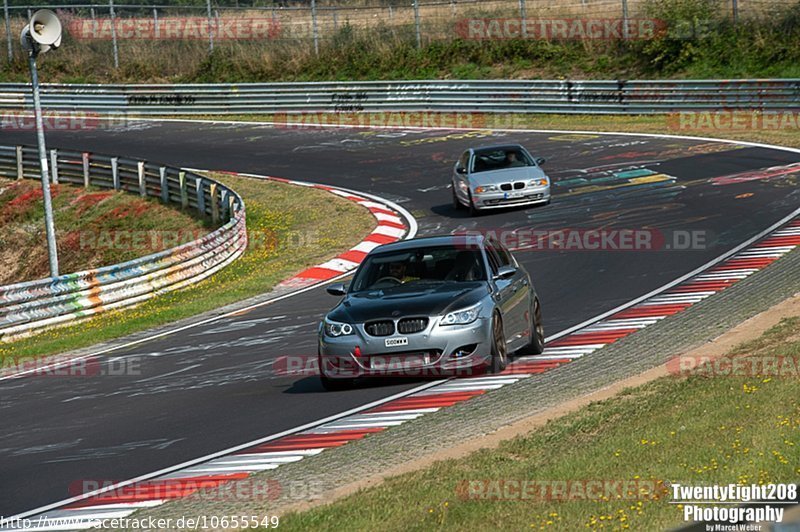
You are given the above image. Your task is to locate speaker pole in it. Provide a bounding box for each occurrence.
[26,47,59,277]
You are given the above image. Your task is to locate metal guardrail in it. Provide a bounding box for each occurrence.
[0,79,798,115]
[0,145,247,341]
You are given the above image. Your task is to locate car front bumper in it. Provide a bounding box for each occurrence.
[319,317,493,379]
[473,185,551,210]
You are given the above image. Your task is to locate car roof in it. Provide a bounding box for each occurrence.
[368,234,487,255]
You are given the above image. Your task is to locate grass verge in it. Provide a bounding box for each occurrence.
[277,316,800,531]
[0,177,209,285]
[0,173,375,362]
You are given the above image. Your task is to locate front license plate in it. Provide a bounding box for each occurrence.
[509,191,525,198]
[385,337,409,348]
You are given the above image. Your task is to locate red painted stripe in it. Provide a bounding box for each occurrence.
[714,258,777,270]
[667,280,736,293]
[267,176,292,183]
[338,250,368,263]
[365,391,485,413]
[365,233,400,245]
[237,428,384,453]
[66,474,249,508]
[367,206,397,217]
[313,184,334,191]
[755,235,800,245]
[547,329,638,347]
[377,220,407,230]
[293,267,341,281]
[612,303,691,319]
[504,359,572,375]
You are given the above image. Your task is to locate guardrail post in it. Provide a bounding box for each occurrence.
[15,146,22,180]
[82,152,90,188]
[413,0,421,48]
[137,161,146,197]
[50,149,58,184]
[210,183,219,224]
[159,166,168,203]
[179,171,188,210]
[220,189,229,222]
[111,157,120,190]
[195,177,206,217]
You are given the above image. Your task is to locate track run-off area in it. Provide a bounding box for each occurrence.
[1,121,799,519]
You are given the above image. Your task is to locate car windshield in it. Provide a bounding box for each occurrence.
[350,246,486,292]
[472,147,534,173]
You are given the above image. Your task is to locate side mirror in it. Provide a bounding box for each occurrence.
[326,283,347,296]
[535,157,546,166]
[456,167,467,175]
[493,265,517,280]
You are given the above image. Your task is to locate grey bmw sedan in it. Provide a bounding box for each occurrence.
[318,234,544,390]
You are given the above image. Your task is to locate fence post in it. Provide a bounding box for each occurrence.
[413,0,421,48]
[206,0,214,53]
[311,0,319,56]
[220,189,229,221]
[195,177,206,216]
[210,183,219,224]
[109,0,119,68]
[153,8,159,38]
[732,0,739,23]
[159,166,168,203]
[621,0,629,39]
[137,161,146,197]
[82,152,90,188]
[50,149,58,184]
[333,7,338,32]
[3,0,11,63]
[519,0,527,38]
[179,170,188,209]
[111,157,120,190]
[15,146,22,179]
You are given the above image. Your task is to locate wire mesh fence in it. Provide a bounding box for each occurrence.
[0,0,797,70]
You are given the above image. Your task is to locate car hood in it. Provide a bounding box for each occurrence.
[328,282,488,323]
[471,166,546,185]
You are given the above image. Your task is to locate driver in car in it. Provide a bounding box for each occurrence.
[385,261,418,284]
[505,150,526,168]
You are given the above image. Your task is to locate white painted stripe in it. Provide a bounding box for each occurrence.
[315,257,360,272]
[453,376,523,384]
[543,344,606,353]
[351,240,383,254]
[772,228,800,235]
[63,501,164,511]
[319,420,407,429]
[693,273,752,281]
[178,464,280,473]
[228,449,324,459]
[372,212,404,225]
[358,200,392,210]
[358,408,440,415]
[321,414,424,423]
[372,224,406,238]
[203,455,307,465]
[329,189,365,201]
[707,268,759,275]
[522,353,586,360]
[424,383,506,392]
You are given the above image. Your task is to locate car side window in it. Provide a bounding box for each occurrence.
[494,240,515,267]
[484,242,502,274]
[457,151,469,172]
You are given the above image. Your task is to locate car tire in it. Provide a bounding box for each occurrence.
[468,191,481,217]
[490,312,508,373]
[452,184,464,210]
[320,374,355,391]
[527,298,545,355]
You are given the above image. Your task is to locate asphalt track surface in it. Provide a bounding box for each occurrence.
[1,122,799,516]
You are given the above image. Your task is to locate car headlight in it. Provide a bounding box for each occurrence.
[474,185,498,194]
[324,318,355,337]
[529,178,549,187]
[440,305,480,326]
